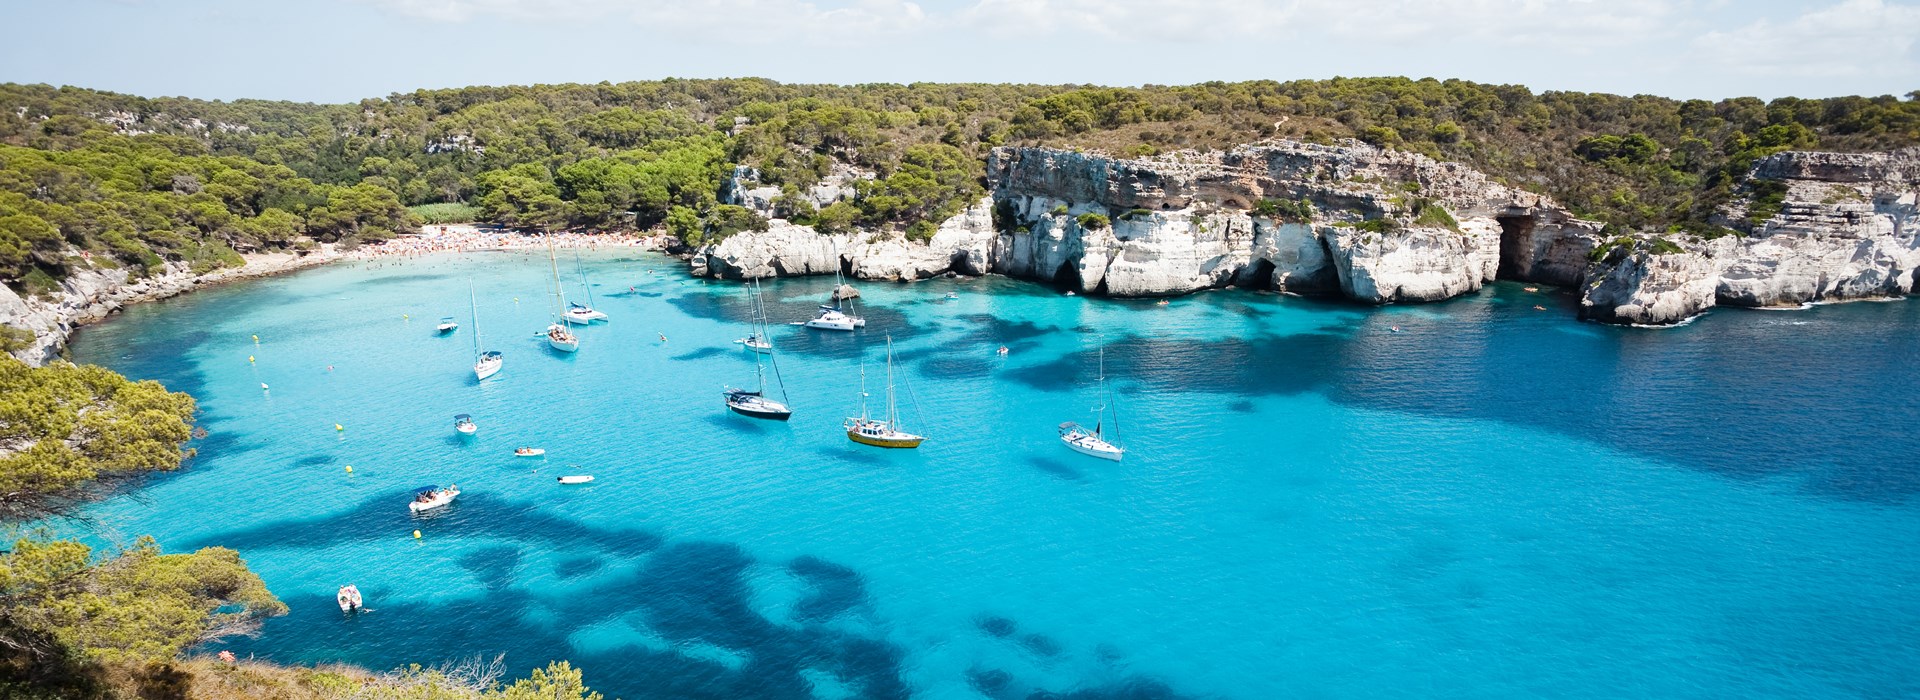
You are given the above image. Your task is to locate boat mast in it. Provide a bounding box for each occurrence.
[547,236,569,316]
[884,336,899,428]
[857,359,870,420]
[575,250,596,309]
[758,280,790,403]
[1094,347,1105,437]
[469,280,482,358]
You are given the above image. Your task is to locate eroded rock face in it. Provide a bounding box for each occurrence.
[689,222,854,280]
[1579,238,1732,325]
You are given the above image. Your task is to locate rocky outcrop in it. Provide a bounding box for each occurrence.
[691,140,1604,303]
[1578,148,1919,324]
[1,251,336,365]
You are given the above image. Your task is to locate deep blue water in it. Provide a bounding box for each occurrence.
[64,251,1920,698]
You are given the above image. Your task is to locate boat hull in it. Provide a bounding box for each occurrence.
[847,431,924,448]
[548,338,579,352]
[474,360,502,380]
[1062,436,1124,461]
[557,475,594,484]
[515,449,545,457]
[804,319,858,331]
[729,402,792,421]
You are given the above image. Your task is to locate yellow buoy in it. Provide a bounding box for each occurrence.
[403,314,410,320]
[251,334,259,343]
[344,465,353,473]
[412,530,422,539]
[248,355,255,363]
[334,423,344,431]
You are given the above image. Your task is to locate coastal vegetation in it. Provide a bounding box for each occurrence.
[5,78,1918,290]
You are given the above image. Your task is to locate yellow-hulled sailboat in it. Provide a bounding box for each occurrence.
[845,337,924,448]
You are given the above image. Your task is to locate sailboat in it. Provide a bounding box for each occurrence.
[543,237,580,353]
[563,251,609,324]
[470,281,503,381]
[1058,347,1124,461]
[845,336,924,448]
[733,277,773,353]
[725,280,792,420]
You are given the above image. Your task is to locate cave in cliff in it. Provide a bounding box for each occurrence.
[1238,259,1278,291]
[1053,260,1085,293]
[1495,214,1538,280]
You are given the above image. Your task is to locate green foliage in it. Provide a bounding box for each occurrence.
[1049,204,1069,216]
[1117,208,1153,221]
[0,356,197,519]
[1252,198,1314,223]
[1648,237,1684,255]
[1352,218,1399,233]
[491,661,601,700]
[1746,180,1790,226]
[409,202,482,224]
[0,535,286,683]
[1411,201,1460,231]
[0,325,32,353]
[1075,212,1109,230]
[1589,235,1635,261]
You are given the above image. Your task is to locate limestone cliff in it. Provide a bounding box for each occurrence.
[690,140,1602,304]
[1579,148,1919,324]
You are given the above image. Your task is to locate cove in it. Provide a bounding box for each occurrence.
[64,250,1920,699]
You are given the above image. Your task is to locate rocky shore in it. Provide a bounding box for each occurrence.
[689,140,1918,326]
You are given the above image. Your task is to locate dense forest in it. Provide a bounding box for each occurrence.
[3,78,1919,289]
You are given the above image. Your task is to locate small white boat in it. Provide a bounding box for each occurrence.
[336,584,363,612]
[454,414,477,435]
[514,447,545,457]
[557,475,594,484]
[409,484,459,513]
[944,292,959,300]
[734,332,772,354]
[802,305,865,331]
[436,317,458,334]
[545,323,579,352]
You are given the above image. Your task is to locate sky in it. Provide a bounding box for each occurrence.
[2,0,1917,103]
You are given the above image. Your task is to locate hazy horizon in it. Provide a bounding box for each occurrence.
[3,0,1917,104]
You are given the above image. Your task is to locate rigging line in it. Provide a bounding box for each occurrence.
[757,280,792,404]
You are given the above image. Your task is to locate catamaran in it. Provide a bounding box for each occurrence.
[336,585,363,612]
[563,251,609,324]
[1058,347,1124,461]
[543,237,579,352]
[845,337,924,448]
[470,282,503,381]
[725,280,793,420]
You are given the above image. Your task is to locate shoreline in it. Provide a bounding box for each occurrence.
[1,225,671,366]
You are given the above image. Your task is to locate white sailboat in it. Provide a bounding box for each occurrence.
[563,251,609,324]
[543,237,579,353]
[845,336,924,448]
[725,280,792,420]
[733,278,773,353]
[1059,347,1124,461]
[470,281,503,381]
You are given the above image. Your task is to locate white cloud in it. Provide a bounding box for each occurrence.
[1692,0,1920,78]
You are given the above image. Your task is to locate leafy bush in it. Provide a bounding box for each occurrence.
[1252,198,1315,223]
[1410,200,1460,231]
[1076,213,1110,230]
[1353,218,1399,233]
[1050,204,1070,216]
[1746,180,1789,226]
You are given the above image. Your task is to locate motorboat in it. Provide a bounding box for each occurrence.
[944,292,959,300]
[514,447,546,457]
[409,484,460,513]
[436,317,458,333]
[845,337,924,448]
[557,475,594,484]
[802,304,865,331]
[454,414,477,435]
[336,585,363,612]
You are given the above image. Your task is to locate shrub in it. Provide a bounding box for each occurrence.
[1649,237,1685,255]
[1076,213,1110,230]
[1252,198,1314,223]
[1746,180,1789,226]
[1410,200,1459,231]
[1352,218,1399,233]
[1050,204,1070,216]
[1117,208,1153,221]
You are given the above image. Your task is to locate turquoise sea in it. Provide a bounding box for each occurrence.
[64,250,1920,699]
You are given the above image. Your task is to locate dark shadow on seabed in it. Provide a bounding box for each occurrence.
[206,503,1193,699]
